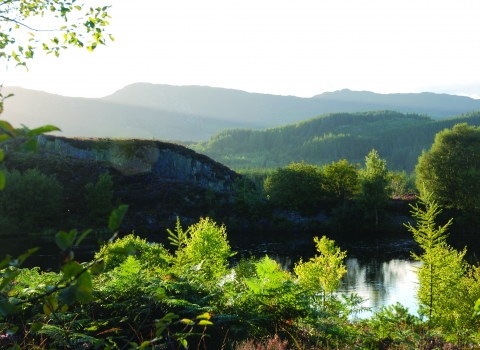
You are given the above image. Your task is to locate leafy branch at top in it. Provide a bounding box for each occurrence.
[0,0,114,66]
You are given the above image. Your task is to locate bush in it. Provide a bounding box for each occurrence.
[264,162,323,215]
[172,217,234,284]
[95,233,170,271]
[294,236,347,298]
[416,123,480,213]
[0,168,63,233]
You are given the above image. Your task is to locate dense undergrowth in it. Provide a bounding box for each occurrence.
[1,203,480,349]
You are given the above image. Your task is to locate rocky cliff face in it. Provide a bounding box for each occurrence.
[0,135,244,238]
[37,135,239,192]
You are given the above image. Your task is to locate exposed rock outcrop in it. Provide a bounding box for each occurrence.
[37,135,239,192]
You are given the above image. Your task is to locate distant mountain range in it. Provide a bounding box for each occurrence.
[2,83,480,141]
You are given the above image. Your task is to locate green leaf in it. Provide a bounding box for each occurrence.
[75,284,93,303]
[109,247,135,255]
[7,326,18,335]
[55,230,77,250]
[62,261,83,280]
[139,341,151,350]
[155,327,165,338]
[89,259,104,275]
[43,299,58,316]
[179,338,188,348]
[196,312,211,320]
[0,255,11,270]
[17,247,39,266]
[11,51,20,62]
[30,322,44,334]
[108,205,128,232]
[0,270,20,291]
[0,134,10,143]
[20,138,37,152]
[162,312,179,321]
[0,120,14,133]
[180,318,195,326]
[59,278,93,304]
[26,125,61,137]
[59,286,76,305]
[474,299,480,317]
[0,301,18,316]
[74,229,92,246]
[197,320,213,326]
[60,262,92,304]
[0,172,5,190]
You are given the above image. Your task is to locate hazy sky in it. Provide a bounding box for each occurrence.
[3,0,480,98]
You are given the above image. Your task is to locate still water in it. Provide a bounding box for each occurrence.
[266,254,421,318]
[2,237,421,318]
[339,258,421,317]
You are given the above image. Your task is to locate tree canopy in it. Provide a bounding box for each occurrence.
[357,149,390,225]
[190,110,480,172]
[415,123,480,213]
[322,159,359,203]
[264,161,323,215]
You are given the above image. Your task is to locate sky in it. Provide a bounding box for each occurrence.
[3,0,480,99]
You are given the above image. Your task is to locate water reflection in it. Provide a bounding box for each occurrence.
[265,255,421,318]
[338,258,421,317]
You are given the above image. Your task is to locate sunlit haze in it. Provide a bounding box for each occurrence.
[3,0,480,98]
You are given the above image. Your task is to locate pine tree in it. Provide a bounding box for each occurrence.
[358,149,390,225]
[405,190,466,325]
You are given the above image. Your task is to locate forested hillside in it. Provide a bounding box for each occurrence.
[4,84,480,141]
[190,110,480,171]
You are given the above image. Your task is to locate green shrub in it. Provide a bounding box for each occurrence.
[0,168,63,233]
[264,162,324,215]
[95,255,144,299]
[95,234,170,271]
[85,171,114,225]
[406,189,480,344]
[244,256,292,294]
[172,217,234,284]
[294,236,347,297]
[366,302,423,347]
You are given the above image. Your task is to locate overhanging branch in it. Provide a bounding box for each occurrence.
[0,1,18,7]
[0,15,59,32]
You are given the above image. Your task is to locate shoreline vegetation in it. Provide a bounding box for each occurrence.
[0,207,479,349]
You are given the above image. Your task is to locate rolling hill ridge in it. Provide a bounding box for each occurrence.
[190,110,480,172]
[2,83,480,141]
